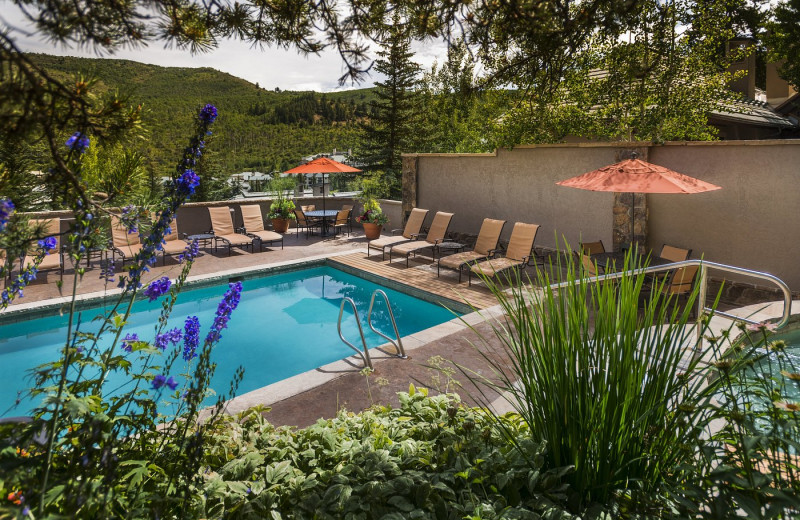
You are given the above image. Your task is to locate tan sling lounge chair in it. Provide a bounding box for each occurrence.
[208,207,253,255]
[241,205,284,250]
[390,211,454,267]
[469,222,540,285]
[659,244,691,262]
[160,217,190,265]
[437,218,506,282]
[367,208,429,259]
[27,218,63,278]
[331,209,351,237]
[110,215,144,265]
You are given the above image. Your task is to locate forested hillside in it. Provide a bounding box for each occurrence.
[29,54,374,175]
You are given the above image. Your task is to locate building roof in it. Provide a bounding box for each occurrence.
[710,96,798,129]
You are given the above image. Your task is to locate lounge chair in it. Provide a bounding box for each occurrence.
[161,217,190,265]
[331,209,351,237]
[241,205,284,250]
[110,215,144,266]
[27,218,63,279]
[659,244,691,262]
[207,207,253,255]
[437,218,506,282]
[580,240,606,255]
[468,222,540,285]
[389,211,454,267]
[367,208,429,259]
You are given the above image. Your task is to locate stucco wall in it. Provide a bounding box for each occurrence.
[409,140,800,290]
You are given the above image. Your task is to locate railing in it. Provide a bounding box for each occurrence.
[337,297,372,370]
[555,259,793,330]
[367,290,407,359]
[337,290,409,370]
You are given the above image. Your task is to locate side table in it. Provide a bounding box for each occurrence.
[435,241,465,260]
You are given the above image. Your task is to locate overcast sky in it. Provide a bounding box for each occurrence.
[0,3,449,91]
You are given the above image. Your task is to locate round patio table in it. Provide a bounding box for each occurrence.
[304,210,339,237]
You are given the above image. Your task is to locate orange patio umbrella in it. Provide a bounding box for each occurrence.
[285,157,362,213]
[556,154,721,250]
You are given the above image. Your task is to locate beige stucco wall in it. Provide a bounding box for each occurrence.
[410,140,800,290]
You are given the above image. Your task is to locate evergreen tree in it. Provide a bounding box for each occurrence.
[0,137,47,211]
[361,13,422,198]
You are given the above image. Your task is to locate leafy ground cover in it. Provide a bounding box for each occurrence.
[200,387,575,520]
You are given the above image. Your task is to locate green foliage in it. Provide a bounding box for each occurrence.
[472,249,706,509]
[200,390,576,519]
[355,197,389,225]
[0,137,47,212]
[767,0,800,90]
[24,54,371,176]
[267,177,297,220]
[472,247,800,516]
[81,141,152,204]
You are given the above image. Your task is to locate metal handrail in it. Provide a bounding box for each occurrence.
[552,259,793,329]
[337,297,373,369]
[367,290,407,359]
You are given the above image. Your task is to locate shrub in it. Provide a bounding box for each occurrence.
[201,387,576,519]
[471,247,800,516]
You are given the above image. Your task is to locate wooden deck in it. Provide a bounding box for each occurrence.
[329,252,499,309]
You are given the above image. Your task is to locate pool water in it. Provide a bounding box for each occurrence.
[0,266,459,415]
[754,328,800,401]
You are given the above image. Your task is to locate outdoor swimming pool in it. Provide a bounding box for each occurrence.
[0,265,460,415]
[754,327,800,401]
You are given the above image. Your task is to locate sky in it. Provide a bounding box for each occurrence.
[0,2,449,92]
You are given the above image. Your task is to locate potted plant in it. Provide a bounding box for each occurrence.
[268,177,297,233]
[355,198,389,240]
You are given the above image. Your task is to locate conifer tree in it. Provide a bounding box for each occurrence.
[361,13,422,198]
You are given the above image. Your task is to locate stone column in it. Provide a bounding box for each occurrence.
[401,154,418,227]
[612,147,649,252]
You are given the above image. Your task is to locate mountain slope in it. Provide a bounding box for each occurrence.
[29,54,375,174]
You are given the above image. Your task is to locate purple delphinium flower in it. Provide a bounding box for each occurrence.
[37,236,57,251]
[152,374,179,391]
[65,132,90,153]
[155,327,182,350]
[101,258,115,283]
[178,239,200,263]
[121,205,138,234]
[206,282,243,343]
[176,169,200,196]
[183,316,200,361]
[0,198,14,231]
[121,333,140,352]
[198,104,218,124]
[143,277,171,302]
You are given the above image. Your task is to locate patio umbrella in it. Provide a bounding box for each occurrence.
[284,157,362,212]
[556,154,721,250]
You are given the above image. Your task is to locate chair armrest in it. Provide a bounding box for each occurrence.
[390,228,404,235]
[411,232,427,240]
[235,226,247,234]
[488,248,501,258]
[433,238,444,245]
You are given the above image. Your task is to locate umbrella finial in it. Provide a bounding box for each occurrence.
[630,151,639,160]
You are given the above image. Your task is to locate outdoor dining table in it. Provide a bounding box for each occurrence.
[304,209,339,237]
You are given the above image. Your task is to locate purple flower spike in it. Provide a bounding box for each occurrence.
[143,276,172,302]
[0,198,14,231]
[121,333,140,352]
[151,374,167,390]
[65,132,90,153]
[165,376,178,391]
[37,236,57,251]
[206,282,243,344]
[199,104,218,124]
[183,316,200,361]
[155,327,182,350]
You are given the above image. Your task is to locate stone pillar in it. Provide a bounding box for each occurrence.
[401,154,418,227]
[612,147,649,252]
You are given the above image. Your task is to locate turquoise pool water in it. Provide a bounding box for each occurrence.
[0,265,459,415]
[754,328,800,400]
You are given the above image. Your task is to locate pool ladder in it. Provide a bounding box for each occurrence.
[337,289,408,370]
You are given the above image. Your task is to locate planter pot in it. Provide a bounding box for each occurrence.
[362,222,383,240]
[271,218,291,233]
